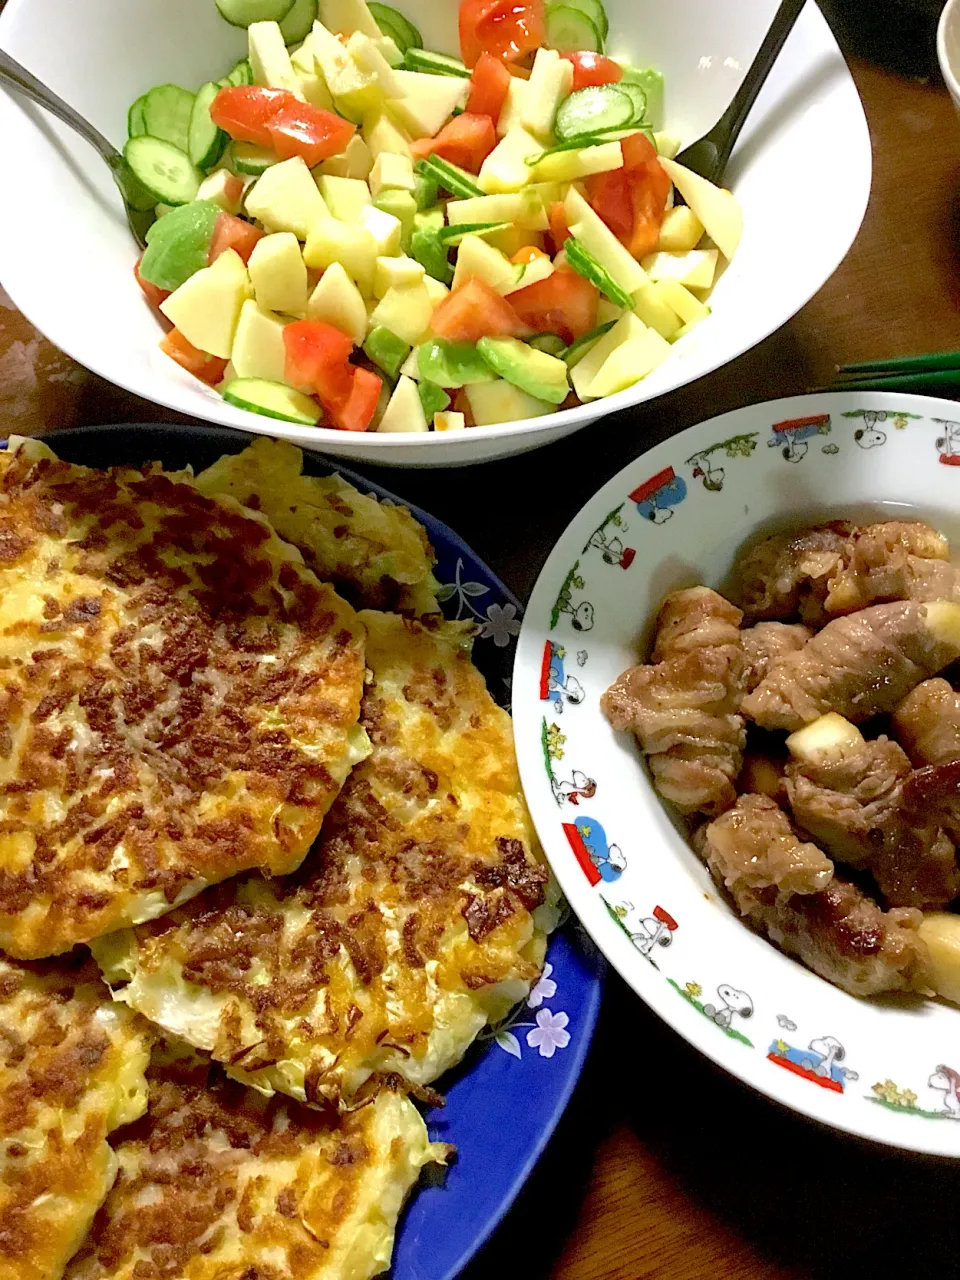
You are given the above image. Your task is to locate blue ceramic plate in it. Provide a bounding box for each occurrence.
[24,423,605,1279]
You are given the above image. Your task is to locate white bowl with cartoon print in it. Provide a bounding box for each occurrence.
[0,0,870,467]
[513,391,960,1156]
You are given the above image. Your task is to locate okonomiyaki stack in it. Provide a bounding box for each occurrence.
[0,436,550,1280]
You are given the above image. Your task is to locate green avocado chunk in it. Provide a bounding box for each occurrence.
[138,200,220,292]
[417,338,497,388]
[417,379,450,421]
[476,336,570,404]
[373,190,417,253]
[410,227,453,284]
[363,326,411,379]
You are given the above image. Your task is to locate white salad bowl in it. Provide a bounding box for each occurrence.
[0,0,870,467]
[514,392,960,1157]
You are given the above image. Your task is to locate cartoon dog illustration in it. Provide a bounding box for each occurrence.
[703,984,753,1029]
[802,1036,859,1084]
[935,420,960,467]
[629,467,688,524]
[552,769,597,807]
[562,816,623,885]
[928,1064,960,1117]
[540,641,585,715]
[586,525,637,568]
[630,905,678,955]
[689,454,725,491]
[853,409,887,449]
[767,414,831,463]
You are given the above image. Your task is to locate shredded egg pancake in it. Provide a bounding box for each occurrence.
[193,438,441,615]
[0,953,152,1280]
[65,1046,449,1280]
[0,439,368,957]
[95,613,550,1109]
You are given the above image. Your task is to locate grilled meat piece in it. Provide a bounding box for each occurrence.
[602,587,745,816]
[893,677,960,767]
[743,601,960,731]
[752,878,928,997]
[703,793,834,916]
[741,622,813,692]
[784,731,960,909]
[736,520,955,626]
[824,521,958,615]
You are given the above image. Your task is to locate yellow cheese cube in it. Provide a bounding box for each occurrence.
[357,203,402,255]
[631,278,682,340]
[363,110,413,160]
[651,277,710,325]
[377,374,429,433]
[531,141,623,183]
[434,411,466,432]
[521,48,574,141]
[386,70,469,139]
[451,235,515,293]
[466,379,555,425]
[244,157,328,240]
[248,21,305,99]
[497,77,528,138]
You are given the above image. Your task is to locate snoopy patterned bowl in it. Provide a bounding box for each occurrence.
[513,390,960,1157]
[0,0,870,467]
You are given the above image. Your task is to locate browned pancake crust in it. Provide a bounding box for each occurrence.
[0,953,151,1280]
[0,442,367,957]
[65,1051,446,1280]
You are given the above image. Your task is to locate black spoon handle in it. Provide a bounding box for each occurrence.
[0,48,119,163]
[710,0,808,171]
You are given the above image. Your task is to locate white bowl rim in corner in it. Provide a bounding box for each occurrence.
[939,0,960,106]
[0,0,871,466]
[513,390,960,1157]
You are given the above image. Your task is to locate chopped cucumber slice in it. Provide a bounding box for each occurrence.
[215,0,296,28]
[124,137,203,206]
[418,380,450,420]
[368,2,422,52]
[555,85,636,141]
[526,134,625,165]
[363,326,411,379]
[414,156,483,199]
[222,378,321,425]
[403,49,470,77]
[228,141,278,176]
[562,319,616,366]
[142,84,195,152]
[226,58,254,86]
[616,82,648,124]
[128,95,148,140]
[621,66,664,130]
[565,237,634,310]
[437,220,511,246]
[548,0,607,41]
[530,334,567,356]
[279,0,318,43]
[189,83,227,170]
[545,6,602,53]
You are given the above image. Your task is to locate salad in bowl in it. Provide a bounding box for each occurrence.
[127,0,743,435]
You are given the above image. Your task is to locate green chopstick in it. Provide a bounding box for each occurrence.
[816,369,960,393]
[838,350,960,376]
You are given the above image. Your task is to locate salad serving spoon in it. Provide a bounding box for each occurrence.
[0,48,154,249]
[675,0,808,183]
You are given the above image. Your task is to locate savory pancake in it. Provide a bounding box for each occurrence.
[95,612,552,1110]
[194,438,440,615]
[0,438,368,958]
[65,1046,448,1280]
[0,953,152,1280]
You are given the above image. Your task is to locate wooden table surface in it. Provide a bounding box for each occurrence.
[5,22,960,1280]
